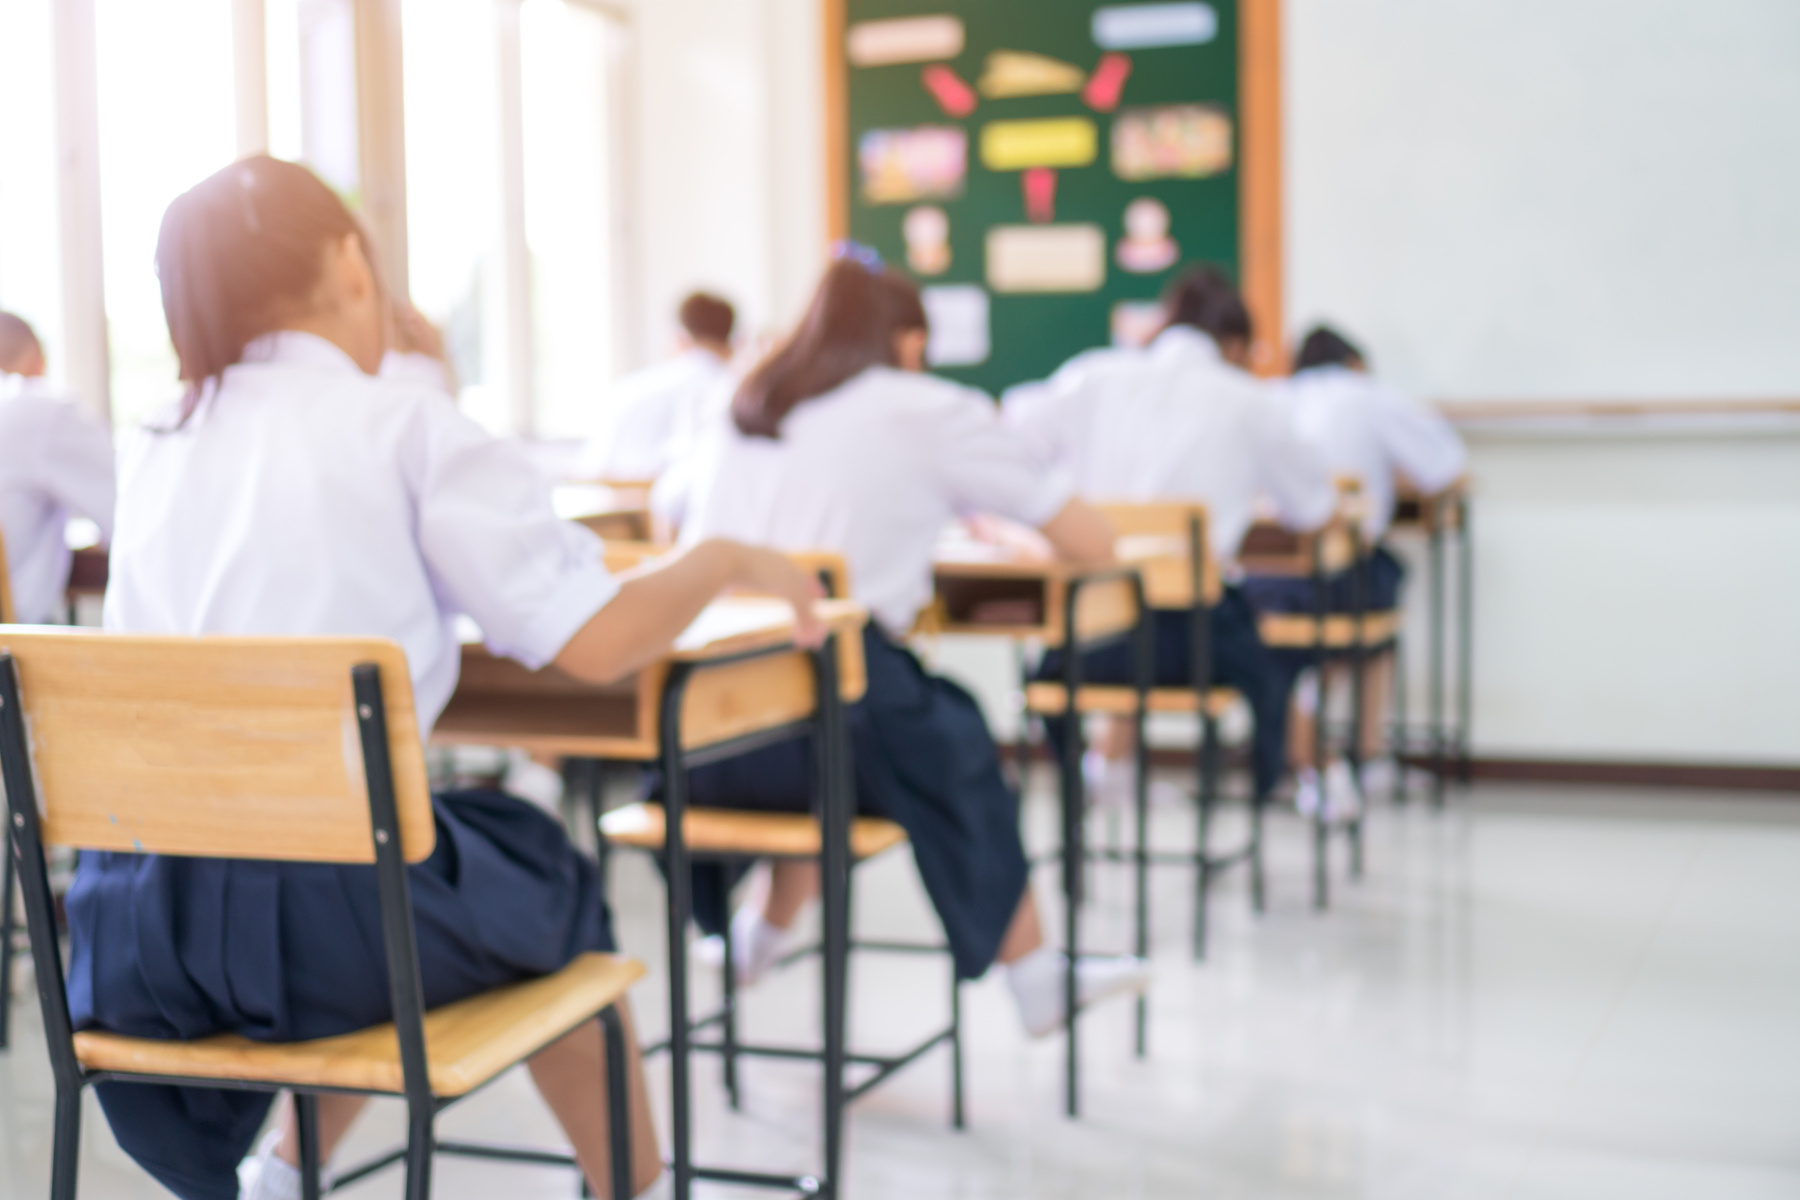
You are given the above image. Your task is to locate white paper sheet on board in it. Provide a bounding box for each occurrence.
[923,285,991,366]
[847,15,965,66]
[985,224,1106,293]
[1091,3,1217,50]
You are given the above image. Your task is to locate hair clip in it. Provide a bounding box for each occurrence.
[831,240,884,273]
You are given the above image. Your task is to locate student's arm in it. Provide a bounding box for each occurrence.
[1374,386,1467,495]
[554,538,824,684]
[1039,498,1115,565]
[40,400,116,542]
[1249,392,1336,531]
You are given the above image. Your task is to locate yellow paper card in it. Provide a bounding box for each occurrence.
[979,118,1098,171]
[977,49,1087,98]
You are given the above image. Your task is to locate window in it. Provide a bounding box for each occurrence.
[93,0,238,425]
[0,0,66,384]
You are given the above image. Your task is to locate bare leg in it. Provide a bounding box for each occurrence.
[760,860,821,929]
[273,1093,367,1167]
[1360,655,1394,762]
[528,1003,663,1199]
[1095,714,1134,761]
[995,890,1045,964]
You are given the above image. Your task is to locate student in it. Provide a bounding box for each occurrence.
[656,254,1149,1036]
[1005,265,1338,812]
[0,312,116,624]
[577,291,736,482]
[73,156,823,1200]
[1245,324,1467,612]
[1242,324,1468,792]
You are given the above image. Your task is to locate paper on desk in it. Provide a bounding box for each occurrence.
[672,598,795,652]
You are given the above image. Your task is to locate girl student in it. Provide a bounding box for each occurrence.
[73,156,824,1200]
[653,253,1151,1036]
[1004,265,1353,818]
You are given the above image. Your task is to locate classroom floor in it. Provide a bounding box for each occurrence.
[3,778,1799,1199]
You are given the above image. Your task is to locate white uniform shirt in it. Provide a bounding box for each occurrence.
[578,349,730,482]
[0,375,116,623]
[1005,325,1335,562]
[1280,365,1467,540]
[379,350,455,396]
[104,332,619,735]
[661,365,1073,637]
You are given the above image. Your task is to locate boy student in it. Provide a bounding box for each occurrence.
[1006,265,1359,818]
[1241,324,1468,788]
[578,290,737,482]
[0,311,116,624]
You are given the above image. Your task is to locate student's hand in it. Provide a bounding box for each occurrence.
[732,544,828,649]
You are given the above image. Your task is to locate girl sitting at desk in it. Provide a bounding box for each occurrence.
[75,155,821,1200]
[655,252,1150,1036]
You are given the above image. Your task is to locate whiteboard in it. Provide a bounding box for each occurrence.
[1285,0,1800,404]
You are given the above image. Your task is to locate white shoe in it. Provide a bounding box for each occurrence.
[239,1130,311,1200]
[1005,947,1153,1039]
[1323,759,1364,823]
[1293,768,1322,817]
[1081,750,1135,810]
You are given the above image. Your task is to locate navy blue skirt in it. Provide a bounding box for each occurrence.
[667,627,1028,982]
[1035,588,1301,800]
[1239,545,1406,615]
[65,788,613,1200]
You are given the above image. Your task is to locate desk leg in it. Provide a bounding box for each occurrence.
[1059,656,1084,1118]
[658,672,697,1200]
[1392,638,1409,806]
[1429,509,1447,809]
[814,643,850,1197]
[1457,497,1474,785]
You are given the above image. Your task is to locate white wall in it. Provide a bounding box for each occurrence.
[1285,0,1800,402]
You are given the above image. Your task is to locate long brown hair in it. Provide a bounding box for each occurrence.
[156,155,378,424]
[732,258,927,438]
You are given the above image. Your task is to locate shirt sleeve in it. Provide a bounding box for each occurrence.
[1374,386,1467,494]
[404,398,620,669]
[38,399,117,542]
[936,385,1073,526]
[1249,390,1337,532]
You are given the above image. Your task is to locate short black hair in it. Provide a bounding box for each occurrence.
[0,312,42,373]
[1160,264,1251,344]
[1294,325,1364,371]
[678,292,735,345]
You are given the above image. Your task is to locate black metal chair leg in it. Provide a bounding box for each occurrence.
[1429,507,1447,809]
[949,976,965,1130]
[721,920,741,1111]
[1392,638,1409,805]
[402,1101,433,1200]
[1249,790,1266,914]
[1312,813,1329,911]
[600,1004,635,1200]
[1059,684,1083,1118]
[295,1093,323,1200]
[815,643,851,1199]
[50,1085,81,1200]
[1193,714,1217,961]
[0,832,15,1051]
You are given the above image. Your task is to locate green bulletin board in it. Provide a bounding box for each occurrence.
[840,0,1242,395]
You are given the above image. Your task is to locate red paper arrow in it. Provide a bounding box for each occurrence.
[922,64,977,118]
[1082,52,1133,112]
[1023,167,1056,223]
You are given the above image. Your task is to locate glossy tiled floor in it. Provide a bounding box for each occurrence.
[4,779,1799,1198]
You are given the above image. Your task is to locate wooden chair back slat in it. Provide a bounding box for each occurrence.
[0,631,436,864]
[0,527,14,625]
[1095,502,1221,608]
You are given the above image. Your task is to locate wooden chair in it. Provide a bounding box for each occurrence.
[0,631,644,1200]
[1239,488,1402,908]
[591,552,966,1133]
[1022,503,1263,968]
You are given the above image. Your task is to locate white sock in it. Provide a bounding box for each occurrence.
[1294,767,1322,816]
[730,906,790,986]
[238,1132,301,1200]
[1003,946,1065,1036]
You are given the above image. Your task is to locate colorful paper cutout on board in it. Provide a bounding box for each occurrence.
[1082,52,1133,112]
[1111,105,1232,180]
[978,49,1087,98]
[903,205,952,275]
[922,285,990,366]
[1022,168,1057,222]
[1091,2,1218,50]
[921,64,977,118]
[986,224,1106,293]
[1115,197,1178,272]
[1111,300,1166,347]
[859,126,967,204]
[980,117,1098,171]
[847,15,965,67]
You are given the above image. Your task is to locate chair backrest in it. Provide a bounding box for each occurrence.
[1094,502,1221,609]
[0,630,435,864]
[0,527,13,624]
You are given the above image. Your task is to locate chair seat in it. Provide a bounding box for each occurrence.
[1257,610,1401,650]
[73,952,644,1098]
[1023,682,1240,718]
[601,801,908,861]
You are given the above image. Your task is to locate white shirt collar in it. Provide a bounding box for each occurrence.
[1150,324,1224,364]
[240,330,366,374]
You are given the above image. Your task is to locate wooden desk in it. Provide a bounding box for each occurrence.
[433,598,868,761]
[553,484,654,543]
[927,556,1140,645]
[1386,478,1472,801]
